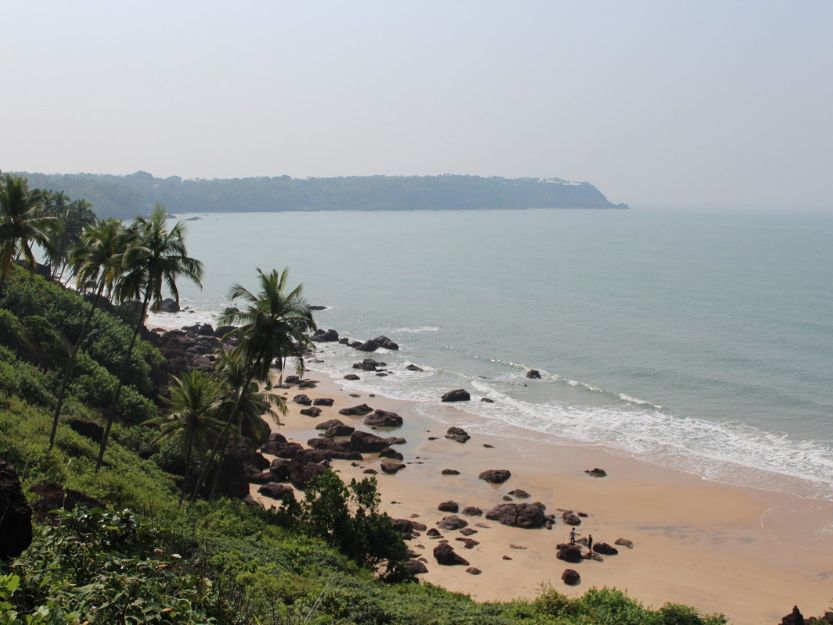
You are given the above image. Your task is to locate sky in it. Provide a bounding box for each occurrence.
[2,1,832,211]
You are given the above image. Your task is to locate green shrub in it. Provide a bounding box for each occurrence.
[0,309,28,354]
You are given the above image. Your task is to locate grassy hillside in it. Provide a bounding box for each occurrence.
[0,269,723,625]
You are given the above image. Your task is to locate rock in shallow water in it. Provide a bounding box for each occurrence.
[441,389,471,402]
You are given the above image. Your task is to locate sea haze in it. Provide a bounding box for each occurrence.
[149,208,833,500]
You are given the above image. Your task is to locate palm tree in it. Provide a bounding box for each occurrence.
[145,370,222,502]
[95,205,203,471]
[190,268,315,501]
[47,219,129,448]
[206,350,286,498]
[41,192,97,282]
[0,175,54,289]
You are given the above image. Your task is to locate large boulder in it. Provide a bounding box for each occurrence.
[437,515,468,530]
[323,423,356,437]
[373,336,399,350]
[781,607,805,625]
[293,394,312,406]
[158,298,179,313]
[300,407,322,417]
[312,328,339,342]
[258,482,295,501]
[479,469,511,484]
[356,339,380,352]
[350,430,393,453]
[0,459,33,558]
[562,511,582,526]
[441,389,470,402]
[562,569,581,585]
[288,461,328,490]
[556,544,583,563]
[438,501,459,513]
[313,397,334,406]
[433,542,469,566]
[262,440,303,458]
[485,503,546,528]
[403,559,429,575]
[364,410,403,428]
[380,461,405,474]
[379,447,404,460]
[445,427,470,443]
[339,404,373,416]
[593,542,618,556]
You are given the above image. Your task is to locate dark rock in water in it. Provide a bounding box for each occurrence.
[356,339,380,352]
[462,506,482,516]
[349,393,361,398]
[614,538,634,549]
[441,468,460,475]
[0,459,33,558]
[68,418,104,442]
[380,461,405,474]
[593,542,618,556]
[313,397,334,406]
[350,431,392,452]
[441,388,470,402]
[438,500,459,513]
[437,515,468,530]
[556,544,583,563]
[159,297,179,313]
[300,407,322,417]
[349,341,363,349]
[780,607,805,625]
[298,379,317,389]
[562,511,582,526]
[433,542,469,566]
[445,427,470,443]
[562,568,581,585]
[479,469,511,484]
[375,372,388,377]
[386,436,406,445]
[483,443,494,448]
[403,558,429,574]
[293,394,312,405]
[481,397,494,403]
[379,447,404,460]
[585,467,607,478]
[406,363,423,372]
[508,489,530,499]
[344,373,360,380]
[374,335,399,350]
[338,337,349,345]
[339,403,373,416]
[485,503,546,528]
[308,305,326,311]
[354,358,385,371]
[526,369,542,379]
[258,482,295,501]
[364,410,403,428]
[312,328,339,342]
[466,567,481,575]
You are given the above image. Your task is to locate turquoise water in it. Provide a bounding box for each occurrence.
[152,209,833,499]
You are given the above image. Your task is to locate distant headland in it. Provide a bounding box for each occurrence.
[13,171,627,218]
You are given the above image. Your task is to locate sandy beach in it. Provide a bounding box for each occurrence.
[249,368,833,625]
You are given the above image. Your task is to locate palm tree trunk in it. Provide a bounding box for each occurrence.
[180,436,194,504]
[94,293,150,472]
[48,279,106,449]
[208,447,227,500]
[189,370,254,502]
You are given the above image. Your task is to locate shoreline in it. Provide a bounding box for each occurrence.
[251,366,833,625]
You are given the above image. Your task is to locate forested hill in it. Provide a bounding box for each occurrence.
[15,171,626,218]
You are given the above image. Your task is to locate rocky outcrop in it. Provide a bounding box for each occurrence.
[258,482,295,501]
[313,397,334,406]
[356,339,380,352]
[288,461,329,489]
[479,469,511,484]
[343,373,360,380]
[350,431,393,453]
[562,568,580,585]
[438,501,459,513]
[405,364,423,372]
[403,559,429,574]
[441,389,470,402]
[562,511,582,526]
[293,394,312,406]
[312,328,339,342]
[322,423,355,437]
[445,427,470,443]
[593,542,618,556]
[373,336,399,350]
[433,542,469,566]
[339,404,373,416]
[485,503,546,528]
[556,544,583,563]
[526,369,541,379]
[0,460,32,558]
[380,461,405,474]
[379,447,403,460]
[158,298,179,312]
[364,410,403,428]
[437,515,468,530]
[354,358,385,371]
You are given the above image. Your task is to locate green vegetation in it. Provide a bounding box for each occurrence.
[0,175,719,624]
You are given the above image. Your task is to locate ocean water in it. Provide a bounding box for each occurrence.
[150,209,833,500]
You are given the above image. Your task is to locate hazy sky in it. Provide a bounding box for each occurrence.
[2,1,831,210]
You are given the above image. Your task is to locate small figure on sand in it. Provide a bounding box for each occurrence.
[569,527,577,544]
[587,533,594,554]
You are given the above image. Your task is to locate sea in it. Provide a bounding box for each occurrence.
[148,208,833,501]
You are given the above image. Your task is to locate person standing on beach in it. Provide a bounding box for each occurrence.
[570,527,577,544]
[587,534,594,554]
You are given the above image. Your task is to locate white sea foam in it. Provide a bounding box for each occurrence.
[393,325,440,333]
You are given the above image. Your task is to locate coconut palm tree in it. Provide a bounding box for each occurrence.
[189,268,315,501]
[41,192,97,282]
[47,219,129,448]
[0,175,54,289]
[95,205,203,471]
[145,370,222,502]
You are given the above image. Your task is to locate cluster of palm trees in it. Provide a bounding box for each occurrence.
[1,173,318,499]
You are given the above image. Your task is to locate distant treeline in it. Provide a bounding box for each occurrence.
[14,171,626,218]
